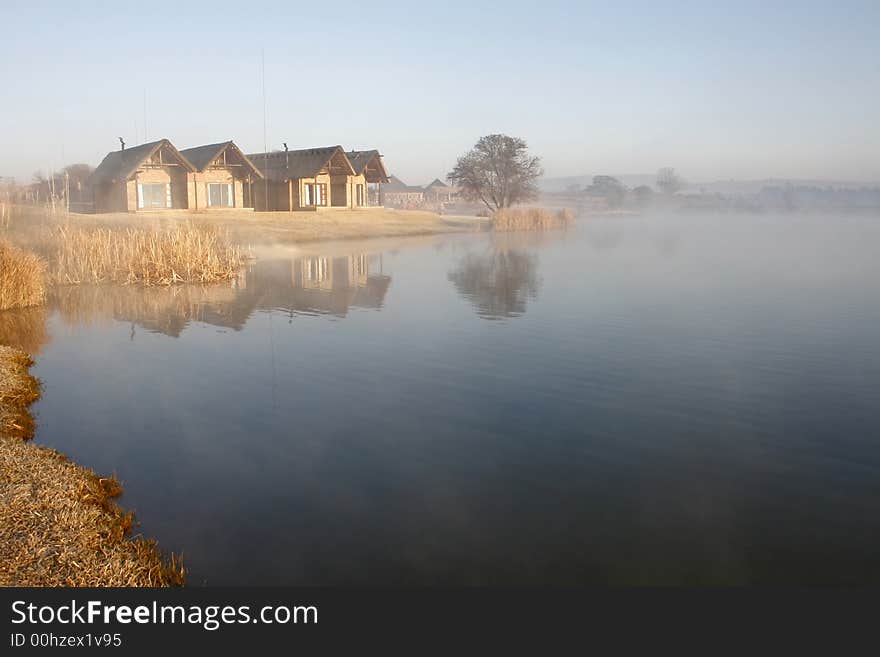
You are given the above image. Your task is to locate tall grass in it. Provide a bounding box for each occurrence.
[49,224,248,286]
[0,202,11,230]
[0,240,47,311]
[492,207,574,232]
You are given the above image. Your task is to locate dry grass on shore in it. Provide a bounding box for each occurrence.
[0,345,184,586]
[0,239,46,311]
[48,224,247,286]
[492,207,575,232]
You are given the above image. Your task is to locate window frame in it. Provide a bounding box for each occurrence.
[207,182,234,207]
[137,182,171,209]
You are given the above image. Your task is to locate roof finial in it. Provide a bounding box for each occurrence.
[119,137,125,151]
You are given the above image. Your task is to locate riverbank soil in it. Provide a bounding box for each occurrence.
[0,345,183,586]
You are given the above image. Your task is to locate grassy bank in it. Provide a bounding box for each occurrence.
[31,207,485,245]
[4,207,247,287]
[0,345,184,586]
[49,224,246,285]
[0,239,46,310]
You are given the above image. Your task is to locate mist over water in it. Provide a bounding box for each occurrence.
[11,211,880,585]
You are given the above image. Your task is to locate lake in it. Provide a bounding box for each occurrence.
[7,212,880,585]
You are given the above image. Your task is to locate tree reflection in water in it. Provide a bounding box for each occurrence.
[447,249,540,319]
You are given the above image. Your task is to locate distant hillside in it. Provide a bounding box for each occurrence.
[541,175,880,195]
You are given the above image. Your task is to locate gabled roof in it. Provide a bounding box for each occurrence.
[346,149,390,183]
[89,139,195,186]
[383,175,424,194]
[425,178,450,189]
[246,145,354,182]
[179,141,263,178]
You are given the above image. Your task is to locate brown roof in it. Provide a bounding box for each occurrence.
[246,145,354,182]
[179,141,263,178]
[89,139,195,186]
[383,175,424,194]
[346,149,390,183]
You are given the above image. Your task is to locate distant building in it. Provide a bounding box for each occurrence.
[424,178,460,204]
[179,141,263,210]
[381,175,424,208]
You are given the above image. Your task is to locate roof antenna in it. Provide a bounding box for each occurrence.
[261,48,268,211]
[118,137,125,152]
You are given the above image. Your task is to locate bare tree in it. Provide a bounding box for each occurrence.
[447,134,543,211]
[656,167,685,195]
[62,163,94,193]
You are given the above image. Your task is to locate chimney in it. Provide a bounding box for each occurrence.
[118,137,126,152]
[283,142,289,169]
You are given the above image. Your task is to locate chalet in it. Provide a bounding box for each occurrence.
[424,178,460,204]
[90,139,195,212]
[247,145,357,211]
[179,141,263,210]
[345,150,390,207]
[381,175,424,208]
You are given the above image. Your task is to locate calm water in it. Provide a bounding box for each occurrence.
[8,212,880,585]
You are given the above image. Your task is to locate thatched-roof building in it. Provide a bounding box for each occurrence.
[247,145,359,211]
[346,149,390,207]
[90,139,195,212]
[90,139,393,213]
[179,141,263,210]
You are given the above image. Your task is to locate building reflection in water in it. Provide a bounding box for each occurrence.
[45,253,391,339]
[447,248,540,320]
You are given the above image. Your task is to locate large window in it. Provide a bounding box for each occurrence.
[137,183,171,209]
[303,183,327,207]
[208,183,233,207]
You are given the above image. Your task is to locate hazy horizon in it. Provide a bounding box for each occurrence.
[1,1,878,185]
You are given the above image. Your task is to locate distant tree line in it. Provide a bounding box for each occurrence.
[568,168,685,209]
[4,163,95,207]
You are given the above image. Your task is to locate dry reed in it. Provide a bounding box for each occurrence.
[0,202,10,230]
[49,224,247,286]
[0,345,185,586]
[0,239,47,311]
[492,207,575,232]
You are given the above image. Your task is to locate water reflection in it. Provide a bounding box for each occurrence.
[0,306,49,355]
[48,254,391,338]
[10,214,880,585]
[448,248,540,319]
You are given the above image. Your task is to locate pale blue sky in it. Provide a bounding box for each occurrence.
[1,1,878,184]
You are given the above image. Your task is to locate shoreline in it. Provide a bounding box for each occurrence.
[62,207,489,246]
[0,344,183,586]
